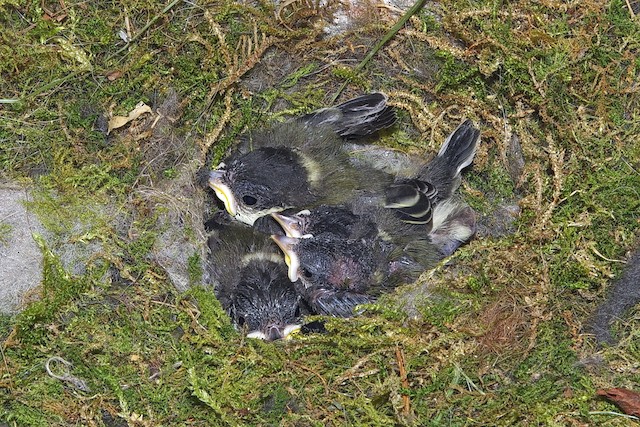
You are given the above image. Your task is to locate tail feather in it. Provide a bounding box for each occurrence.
[385,120,480,226]
[423,119,480,198]
[299,93,397,138]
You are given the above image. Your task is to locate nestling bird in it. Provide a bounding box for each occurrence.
[271,232,386,317]
[206,215,304,340]
[268,120,481,317]
[270,203,446,317]
[270,119,480,253]
[208,93,396,226]
[271,222,440,317]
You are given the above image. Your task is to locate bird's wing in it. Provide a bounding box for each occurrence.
[304,287,374,317]
[298,93,396,138]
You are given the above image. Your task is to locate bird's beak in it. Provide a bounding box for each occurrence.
[245,324,301,341]
[208,170,237,216]
[271,235,300,282]
[283,324,301,340]
[271,212,304,238]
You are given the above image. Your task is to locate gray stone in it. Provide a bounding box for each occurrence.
[0,184,46,314]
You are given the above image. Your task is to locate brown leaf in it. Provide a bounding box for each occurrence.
[107,102,152,134]
[106,70,123,81]
[597,388,640,416]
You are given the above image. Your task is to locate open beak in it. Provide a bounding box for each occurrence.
[271,212,304,238]
[208,171,237,216]
[271,235,301,282]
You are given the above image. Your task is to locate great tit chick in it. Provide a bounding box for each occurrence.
[271,232,389,317]
[270,120,480,246]
[207,220,304,340]
[271,205,375,239]
[385,119,480,225]
[270,210,444,317]
[208,93,396,225]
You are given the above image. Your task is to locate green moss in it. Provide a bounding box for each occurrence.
[2,0,640,424]
[14,236,90,345]
[331,66,370,90]
[187,252,203,285]
[0,220,13,245]
[435,50,483,94]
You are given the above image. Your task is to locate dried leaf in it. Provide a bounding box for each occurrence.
[106,70,123,81]
[107,102,152,134]
[597,388,640,416]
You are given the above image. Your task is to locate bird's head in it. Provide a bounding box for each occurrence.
[271,233,375,293]
[209,147,315,225]
[229,259,303,341]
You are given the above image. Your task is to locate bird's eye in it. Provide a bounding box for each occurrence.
[242,195,257,206]
[302,268,313,279]
[237,316,246,327]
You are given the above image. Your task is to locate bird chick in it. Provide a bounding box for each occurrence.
[266,120,481,317]
[270,208,443,318]
[271,231,389,317]
[274,119,480,253]
[208,93,396,225]
[207,218,303,340]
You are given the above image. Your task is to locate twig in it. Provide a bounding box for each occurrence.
[201,88,235,163]
[330,0,428,103]
[395,346,411,416]
[45,356,91,392]
[625,0,637,17]
[589,410,639,420]
[110,0,181,58]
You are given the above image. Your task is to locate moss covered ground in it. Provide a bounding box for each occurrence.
[1,0,640,425]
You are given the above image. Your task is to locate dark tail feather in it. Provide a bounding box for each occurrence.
[384,120,479,225]
[299,93,396,138]
[421,119,480,198]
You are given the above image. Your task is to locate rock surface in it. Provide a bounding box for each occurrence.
[0,184,45,314]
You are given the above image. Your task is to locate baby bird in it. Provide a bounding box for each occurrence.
[208,93,396,226]
[206,216,303,340]
[270,119,481,254]
[271,224,439,317]
[267,120,481,317]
